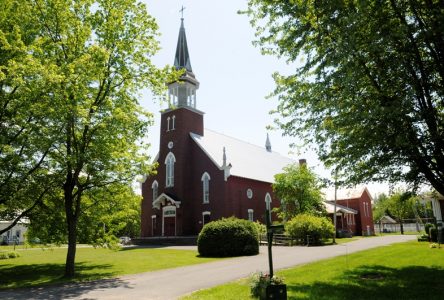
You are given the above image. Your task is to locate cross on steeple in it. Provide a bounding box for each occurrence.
[180,6,186,19]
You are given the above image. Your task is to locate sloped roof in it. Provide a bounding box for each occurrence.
[190,129,296,183]
[324,186,373,202]
[324,201,357,214]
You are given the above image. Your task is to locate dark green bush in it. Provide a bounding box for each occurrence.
[424,223,433,235]
[0,251,20,260]
[430,227,438,243]
[197,217,259,257]
[285,213,334,245]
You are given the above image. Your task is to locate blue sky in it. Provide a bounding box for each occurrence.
[141,1,389,196]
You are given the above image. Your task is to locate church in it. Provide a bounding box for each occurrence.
[140,18,299,237]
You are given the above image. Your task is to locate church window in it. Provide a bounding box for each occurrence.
[152,180,158,201]
[247,188,253,199]
[166,117,170,131]
[165,152,176,187]
[248,209,254,222]
[201,172,211,203]
[172,115,176,130]
[202,211,211,225]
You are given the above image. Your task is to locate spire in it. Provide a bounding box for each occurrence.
[168,16,199,109]
[265,133,272,152]
[222,147,227,167]
[174,18,193,73]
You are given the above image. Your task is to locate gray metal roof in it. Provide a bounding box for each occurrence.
[190,129,296,183]
[174,19,193,73]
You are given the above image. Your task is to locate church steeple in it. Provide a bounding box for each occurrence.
[265,133,272,152]
[168,16,199,109]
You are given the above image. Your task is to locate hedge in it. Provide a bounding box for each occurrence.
[285,213,334,245]
[197,217,259,257]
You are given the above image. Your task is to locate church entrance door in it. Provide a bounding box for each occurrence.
[162,206,176,236]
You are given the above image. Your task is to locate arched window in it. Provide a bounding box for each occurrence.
[172,115,176,130]
[165,152,176,187]
[166,116,170,131]
[201,172,211,203]
[152,180,158,201]
[248,209,254,222]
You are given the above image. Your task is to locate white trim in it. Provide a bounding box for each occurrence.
[167,116,170,131]
[151,180,158,201]
[162,206,177,236]
[151,215,157,236]
[172,115,176,130]
[201,172,210,203]
[165,152,176,187]
[265,193,272,210]
[248,209,254,221]
[202,211,211,226]
[152,193,182,209]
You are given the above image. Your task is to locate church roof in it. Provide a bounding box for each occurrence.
[174,19,192,73]
[190,129,296,183]
[324,186,373,201]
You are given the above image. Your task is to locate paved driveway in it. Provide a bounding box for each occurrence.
[0,235,416,300]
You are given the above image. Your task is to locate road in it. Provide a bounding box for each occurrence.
[0,235,416,300]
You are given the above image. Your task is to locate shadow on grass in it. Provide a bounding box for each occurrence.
[0,262,132,299]
[286,265,444,300]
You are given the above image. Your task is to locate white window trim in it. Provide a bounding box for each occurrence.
[151,180,158,201]
[167,116,170,131]
[201,172,211,203]
[172,115,176,130]
[248,209,254,222]
[202,211,211,225]
[265,193,272,211]
[165,152,176,187]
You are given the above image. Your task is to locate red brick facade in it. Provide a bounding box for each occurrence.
[141,107,280,237]
[335,188,375,236]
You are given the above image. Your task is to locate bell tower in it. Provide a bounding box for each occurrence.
[168,18,199,109]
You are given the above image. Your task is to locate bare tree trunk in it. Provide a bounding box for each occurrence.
[64,215,77,278]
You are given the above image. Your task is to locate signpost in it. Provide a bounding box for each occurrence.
[264,209,287,299]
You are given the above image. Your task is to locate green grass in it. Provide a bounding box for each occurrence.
[182,241,444,300]
[0,246,220,289]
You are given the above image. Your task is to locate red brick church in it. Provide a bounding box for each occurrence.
[140,19,297,237]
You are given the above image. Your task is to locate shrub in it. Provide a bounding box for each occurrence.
[250,272,284,298]
[285,213,334,245]
[424,223,434,235]
[197,217,259,257]
[0,251,20,260]
[430,227,438,243]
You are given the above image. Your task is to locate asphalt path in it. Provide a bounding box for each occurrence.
[0,235,416,300]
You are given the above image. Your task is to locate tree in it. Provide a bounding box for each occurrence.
[273,163,325,221]
[2,0,176,277]
[27,183,142,246]
[0,0,60,235]
[386,192,417,234]
[244,1,444,194]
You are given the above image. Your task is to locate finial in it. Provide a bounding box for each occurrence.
[223,147,227,167]
[265,133,272,152]
[180,5,186,20]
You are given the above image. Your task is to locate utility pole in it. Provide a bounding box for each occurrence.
[333,168,338,244]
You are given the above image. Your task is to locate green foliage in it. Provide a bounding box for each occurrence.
[0,251,20,259]
[250,272,284,298]
[243,1,444,195]
[285,213,334,245]
[197,217,259,257]
[254,221,267,236]
[27,183,141,246]
[273,164,325,221]
[1,0,179,277]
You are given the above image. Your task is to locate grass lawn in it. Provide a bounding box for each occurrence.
[182,241,444,300]
[0,246,220,289]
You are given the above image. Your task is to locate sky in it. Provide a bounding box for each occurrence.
[141,0,389,197]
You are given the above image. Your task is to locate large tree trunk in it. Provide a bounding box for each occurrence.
[64,215,77,278]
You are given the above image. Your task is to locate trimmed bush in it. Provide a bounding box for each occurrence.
[285,213,334,245]
[0,251,20,260]
[198,217,259,257]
